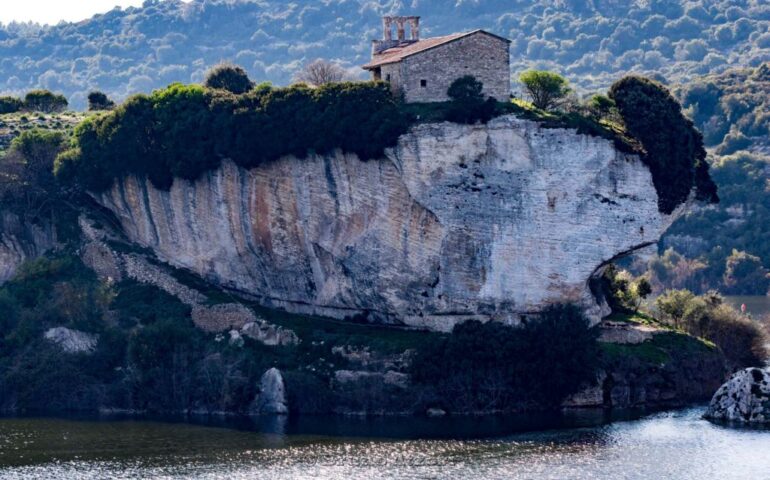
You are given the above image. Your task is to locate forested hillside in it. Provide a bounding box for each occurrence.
[633,63,770,296]
[1,0,769,109]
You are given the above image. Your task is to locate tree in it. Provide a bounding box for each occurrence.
[446,75,497,124]
[609,76,718,214]
[631,277,652,312]
[23,90,68,113]
[293,59,349,86]
[0,129,66,211]
[655,289,696,329]
[519,70,571,111]
[204,63,254,94]
[87,91,115,111]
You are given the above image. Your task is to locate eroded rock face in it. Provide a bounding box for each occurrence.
[705,368,770,424]
[96,116,681,331]
[0,211,56,284]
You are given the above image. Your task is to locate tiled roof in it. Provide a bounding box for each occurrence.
[362,30,510,70]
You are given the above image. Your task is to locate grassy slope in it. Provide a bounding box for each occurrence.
[600,310,718,364]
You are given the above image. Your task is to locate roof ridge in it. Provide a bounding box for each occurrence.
[363,29,509,70]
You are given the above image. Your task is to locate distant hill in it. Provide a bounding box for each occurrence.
[1,0,769,109]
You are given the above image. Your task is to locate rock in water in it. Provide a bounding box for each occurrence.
[705,368,770,424]
[44,327,98,354]
[254,368,289,415]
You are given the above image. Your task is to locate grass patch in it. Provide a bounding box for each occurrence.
[600,330,716,365]
[600,341,671,364]
[604,310,667,328]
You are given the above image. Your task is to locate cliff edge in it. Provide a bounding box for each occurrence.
[94,115,682,331]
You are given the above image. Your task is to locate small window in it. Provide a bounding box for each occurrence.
[420,79,427,87]
[385,74,391,82]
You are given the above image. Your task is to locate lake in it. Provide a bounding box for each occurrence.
[725,295,770,318]
[1,408,769,479]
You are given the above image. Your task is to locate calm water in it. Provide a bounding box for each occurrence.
[1,408,769,479]
[725,295,770,318]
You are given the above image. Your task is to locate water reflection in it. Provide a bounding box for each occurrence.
[1,408,769,479]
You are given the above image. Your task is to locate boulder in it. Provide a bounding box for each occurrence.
[241,320,299,346]
[705,368,770,424]
[253,368,288,415]
[44,327,98,354]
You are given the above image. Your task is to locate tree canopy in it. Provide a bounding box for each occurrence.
[23,90,68,113]
[519,70,571,111]
[610,75,718,214]
[87,91,115,111]
[204,63,254,95]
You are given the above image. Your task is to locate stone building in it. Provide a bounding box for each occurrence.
[363,16,511,103]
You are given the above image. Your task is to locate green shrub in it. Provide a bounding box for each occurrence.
[87,90,115,111]
[204,63,254,94]
[23,90,68,113]
[586,94,618,121]
[609,76,718,214]
[446,75,497,124]
[410,304,599,411]
[112,281,191,327]
[0,96,23,114]
[1,129,66,208]
[57,81,411,192]
[655,289,767,367]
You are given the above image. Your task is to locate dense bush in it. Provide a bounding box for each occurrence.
[0,129,66,209]
[56,81,411,192]
[610,76,718,214]
[655,289,767,367]
[0,96,22,114]
[204,63,254,94]
[446,75,497,124]
[87,91,115,111]
[410,304,599,412]
[0,253,267,414]
[23,90,68,113]
[601,265,652,313]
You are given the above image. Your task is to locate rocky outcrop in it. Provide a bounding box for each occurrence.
[0,211,56,284]
[253,368,288,415]
[44,327,98,354]
[241,320,299,346]
[96,116,684,331]
[705,368,770,424]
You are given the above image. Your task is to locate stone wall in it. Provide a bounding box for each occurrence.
[95,115,683,332]
[401,32,510,103]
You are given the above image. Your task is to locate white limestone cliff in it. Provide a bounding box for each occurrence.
[94,115,683,331]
